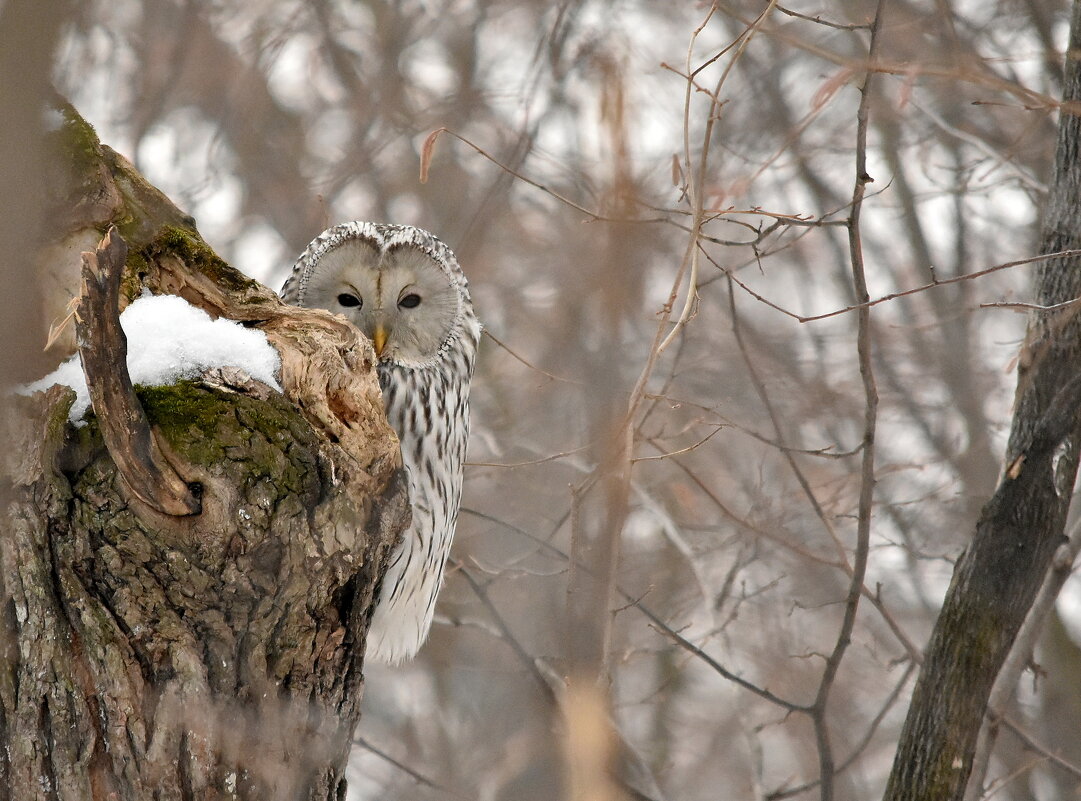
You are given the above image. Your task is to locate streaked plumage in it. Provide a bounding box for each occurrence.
[282,222,480,664]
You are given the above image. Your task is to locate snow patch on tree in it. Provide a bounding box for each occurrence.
[20,293,282,421]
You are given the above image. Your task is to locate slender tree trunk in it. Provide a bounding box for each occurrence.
[0,101,409,800]
[883,2,1081,799]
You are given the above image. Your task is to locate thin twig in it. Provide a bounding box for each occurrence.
[650,622,810,712]
[1002,715,1081,779]
[722,248,1081,324]
[460,507,806,713]
[766,661,916,800]
[980,295,1081,312]
[467,445,589,469]
[716,1,1057,111]
[630,424,724,462]
[659,0,780,354]
[657,449,846,570]
[421,127,666,224]
[775,4,872,31]
[654,441,921,662]
[353,736,468,798]
[456,558,665,801]
[483,327,859,462]
[810,6,885,799]
[481,328,582,384]
[726,273,849,565]
[455,559,556,701]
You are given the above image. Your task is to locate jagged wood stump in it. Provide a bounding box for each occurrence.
[0,103,409,801]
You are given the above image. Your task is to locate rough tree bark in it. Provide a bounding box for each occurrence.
[883,2,1081,800]
[0,101,409,800]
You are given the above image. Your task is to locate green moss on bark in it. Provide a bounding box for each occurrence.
[145,226,263,296]
[103,148,198,245]
[49,101,102,189]
[137,382,320,499]
[57,381,326,519]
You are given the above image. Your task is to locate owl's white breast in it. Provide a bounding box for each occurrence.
[363,325,477,664]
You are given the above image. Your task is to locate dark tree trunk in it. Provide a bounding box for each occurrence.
[0,102,409,800]
[883,2,1081,799]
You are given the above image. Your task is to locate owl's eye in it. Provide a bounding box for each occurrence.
[337,293,362,308]
[398,293,421,309]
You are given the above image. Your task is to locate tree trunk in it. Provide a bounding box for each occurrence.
[883,2,1081,799]
[0,100,409,800]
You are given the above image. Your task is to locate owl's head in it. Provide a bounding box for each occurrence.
[283,223,476,369]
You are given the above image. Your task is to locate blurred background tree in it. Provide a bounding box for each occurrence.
[9,0,1081,799]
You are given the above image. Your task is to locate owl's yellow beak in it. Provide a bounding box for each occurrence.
[372,324,389,357]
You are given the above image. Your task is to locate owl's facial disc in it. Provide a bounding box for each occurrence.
[301,238,461,367]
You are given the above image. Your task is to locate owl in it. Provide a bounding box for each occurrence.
[281,222,481,664]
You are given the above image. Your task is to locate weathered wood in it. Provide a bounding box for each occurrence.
[76,226,201,516]
[882,2,1081,799]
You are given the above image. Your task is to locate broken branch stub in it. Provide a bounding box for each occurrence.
[75,225,201,516]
